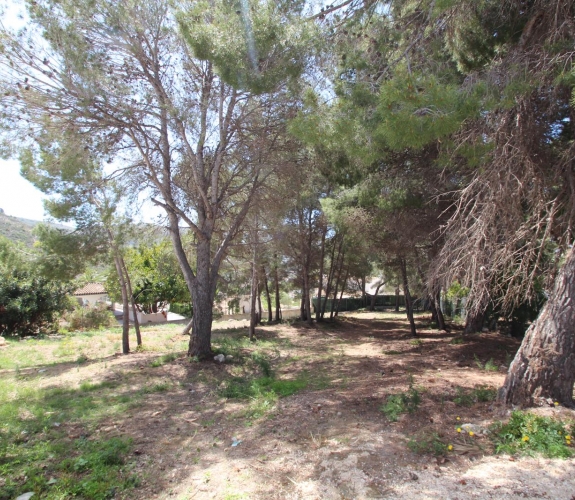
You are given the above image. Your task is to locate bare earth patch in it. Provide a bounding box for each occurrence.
[3,312,575,499]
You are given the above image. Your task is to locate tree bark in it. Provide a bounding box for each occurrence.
[113,255,130,354]
[499,246,575,407]
[395,284,400,313]
[464,309,485,334]
[187,239,215,359]
[370,281,384,311]
[316,222,328,321]
[249,260,258,340]
[334,267,349,317]
[261,265,272,323]
[434,289,446,330]
[121,257,141,347]
[399,257,417,337]
[322,235,340,319]
[273,255,281,322]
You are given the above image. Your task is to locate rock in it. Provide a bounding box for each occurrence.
[409,472,419,481]
[461,423,487,435]
[225,355,233,361]
[214,354,225,363]
[16,493,35,500]
[0,336,6,347]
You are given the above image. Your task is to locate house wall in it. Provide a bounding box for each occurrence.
[75,294,108,306]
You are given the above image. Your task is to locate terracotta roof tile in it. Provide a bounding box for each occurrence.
[74,283,107,296]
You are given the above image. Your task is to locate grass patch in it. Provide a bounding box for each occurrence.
[492,411,575,458]
[383,350,403,355]
[453,386,497,406]
[150,353,178,367]
[474,354,499,371]
[0,378,141,500]
[449,336,465,345]
[380,379,421,422]
[407,432,448,456]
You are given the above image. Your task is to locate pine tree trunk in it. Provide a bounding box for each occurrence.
[499,246,575,407]
[435,289,446,330]
[316,223,327,321]
[335,268,349,317]
[395,284,400,313]
[249,260,258,340]
[399,257,417,337]
[187,240,214,360]
[113,255,130,354]
[322,236,340,319]
[274,257,281,322]
[464,309,485,334]
[261,265,272,322]
[122,257,141,347]
[370,282,384,311]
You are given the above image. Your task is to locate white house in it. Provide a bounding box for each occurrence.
[73,283,108,307]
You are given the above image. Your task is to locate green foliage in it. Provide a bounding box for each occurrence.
[492,411,575,458]
[407,433,448,456]
[176,0,315,93]
[170,302,193,317]
[0,269,72,336]
[474,354,498,372]
[109,241,189,314]
[380,380,421,422]
[66,305,116,331]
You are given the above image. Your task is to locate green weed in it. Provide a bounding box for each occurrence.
[380,379,421,422]
[474,354,498,371]
[453,386,497,406]
[150,353,178,367]
[407,433,448,456]
[491,411,575,458]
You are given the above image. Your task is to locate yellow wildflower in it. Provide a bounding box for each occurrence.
[457,427,462,433]
[456,416,460,421]
[522,436,529,442]
[468,431,475,437]
[448,444,453,451]
[554,402,560,406]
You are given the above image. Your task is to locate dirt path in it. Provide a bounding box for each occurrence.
[10,312,575,499]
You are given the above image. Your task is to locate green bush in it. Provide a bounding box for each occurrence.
[380,380,421,422]
[67,305,117,331]
[170,302,193,317]
[492,411,575,458]
[0,270,72,336]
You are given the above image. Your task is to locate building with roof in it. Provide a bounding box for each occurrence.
[73,283,108,307]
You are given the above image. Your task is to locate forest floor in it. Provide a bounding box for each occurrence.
[1,311,575,499]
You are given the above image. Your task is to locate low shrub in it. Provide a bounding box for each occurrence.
[67,305,117,331]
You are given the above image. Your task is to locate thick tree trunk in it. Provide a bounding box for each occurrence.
[464,309,485,334]
[187,240,215,359]
[113,255,130,354]
[499,247,575,407]
[399,257,417,337]
[261,265,272,323]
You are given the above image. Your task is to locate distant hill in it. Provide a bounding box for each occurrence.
[0,211,68,247]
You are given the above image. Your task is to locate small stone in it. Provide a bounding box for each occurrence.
[409,472,419,481]
[0,336,7,347]
[213,354,225,363]
[16,493,35,500]
[225,355,233,361]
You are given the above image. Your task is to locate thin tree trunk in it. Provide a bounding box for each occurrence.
[113,255,130,354]
[330,249,345,320]
[249,260,258,340]
[499,246,575,407]
[395,284,400,312]
[335,268,349,317]
[121,257,141,347]
[257,282,262,325]
[399,257,417,337]
[182,317,193,336]
[274,255,281,322]
[434,289,446,330]
[316,222,328,322]
[361,275,366,308]
[322,235,340,319]
[370,281,384,311]
[261,265,272,322]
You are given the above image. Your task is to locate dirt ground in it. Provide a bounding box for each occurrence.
[17,312,575,499]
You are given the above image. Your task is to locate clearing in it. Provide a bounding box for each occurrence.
[1,311,574,500]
